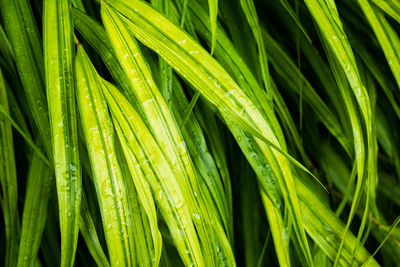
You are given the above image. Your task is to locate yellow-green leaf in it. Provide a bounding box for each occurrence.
[101,3,234,265]
[44,0,81,265]
[103,0,312,264]
[102,79,203,266]
[75,45,134,266]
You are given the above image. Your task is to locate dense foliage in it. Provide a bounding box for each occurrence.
[1,0,400,266]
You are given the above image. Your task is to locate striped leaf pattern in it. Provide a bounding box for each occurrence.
[2,0,400,265]
[44,0,81,265]
[0,68,20,267]
[75,46,135,266]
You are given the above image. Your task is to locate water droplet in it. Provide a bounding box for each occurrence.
[175,199,183,208]
[192,213,201,220]
[282,227,289,241]
[323,224,333,232]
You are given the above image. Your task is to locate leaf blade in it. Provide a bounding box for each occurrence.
[105,0,313,264]
[75,45,136,266]
[102,79,203,267]
[0,67,20,267]
[44,0,81,265]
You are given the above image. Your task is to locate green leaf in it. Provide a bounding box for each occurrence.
[0,0,52,157]
[208,0,218,55]
[170,77,232,240]
[0,25,17,77]
[44,0,82,265]
[353,40,400,120]
[262,30,352,156]
[370,0,400,24]
[357,0,400,93]
[302,0,377,264]
[240,0,272,97]
[102,79,202,266]
[79,190,110,267]
[194,100,232,226]
[277,0,312,43]
[296,176,379,266]
[17,151,52,266]
[103,0,313,264]
[320,34,368,266]
[0,68,20,267]
[150,0,174,106]
[116,138,160,267]
[0,104,50,167]
[72,7,145,119]
[75,45,136,266]
[358,0,400,100]
[101,3,235,265]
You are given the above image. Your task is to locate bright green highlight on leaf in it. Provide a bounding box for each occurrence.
[1,0,400,266]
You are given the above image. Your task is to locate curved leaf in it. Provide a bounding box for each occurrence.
[102,79,202,267]
[101,3,234,265]
[0,0,51,156]
[75,45,135,266]
[102,0,313,264]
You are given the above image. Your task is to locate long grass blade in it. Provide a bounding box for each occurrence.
[240,0,272,97]
[72,7,145,118]
[103,1,315,264]
[370,0,400,24]
[358,0,400,90]
[17,151,52,266]
[296,176,379,266]
[101,3,234,265]
[302,0,377,264]
[75,45,135,266]
[170,77,232,240]
[321,34,368,266]
[151,0,174,106]
[194,100,232,228]
[79,190,110,267]
[44,0,81,265]
[208,0,218,55]
[352,40,400,119]
[261,30,352,156]
[277,0,312,43]
[0,68,20,267]
[116,138,159,267]
[102,79,203,266]
[0,25,17,77]
[0,105,50,167]
[0,0,52,156]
